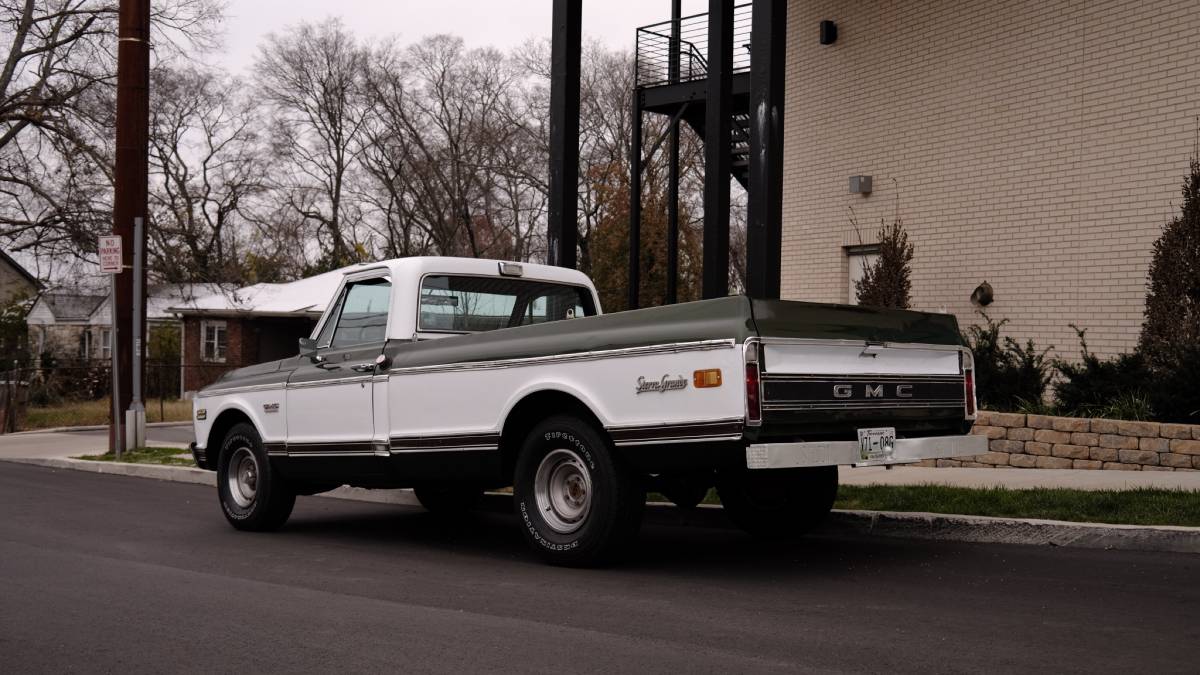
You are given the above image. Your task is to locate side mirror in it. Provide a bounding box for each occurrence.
[298,337,318,359]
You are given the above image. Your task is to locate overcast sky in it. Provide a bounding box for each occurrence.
[215,0,710,73]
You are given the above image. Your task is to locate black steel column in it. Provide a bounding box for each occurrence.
[702,0,733,299]
[747,0,786,299]
[666,0,682,304]
[547,0,581,269]
[628,90,642,310]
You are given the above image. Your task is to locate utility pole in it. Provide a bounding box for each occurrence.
[111,0,151,451]
[547,0,581,270]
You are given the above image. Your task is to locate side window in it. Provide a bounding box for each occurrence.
[330,278,391,348]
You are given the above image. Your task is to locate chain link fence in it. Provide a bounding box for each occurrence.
[0,361,242,433]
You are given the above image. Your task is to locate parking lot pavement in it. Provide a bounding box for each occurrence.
[0,461,1196,673]
[0,423,193,460]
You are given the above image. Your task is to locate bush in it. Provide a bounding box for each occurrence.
[855,219,914,309]
[1147,343,1200,424]
[1138,158,1200,423]
[1054,326,1153,416]
[962,313,1053,410]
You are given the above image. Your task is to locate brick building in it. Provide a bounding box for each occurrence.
[173,268,349,393]
[780,0,1200,358]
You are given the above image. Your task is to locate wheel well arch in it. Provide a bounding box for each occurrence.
[204,407,255,469]
[499,389,605,479]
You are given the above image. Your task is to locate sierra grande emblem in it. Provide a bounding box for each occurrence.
[635,375,688,394]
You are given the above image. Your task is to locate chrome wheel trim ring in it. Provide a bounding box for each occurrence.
[226,446,259,509]
[533,448,593,534]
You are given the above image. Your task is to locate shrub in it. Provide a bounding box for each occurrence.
[1054,326,1153,415]
[855,219,914,309]
[1138,158,1200,423]
[962,312,1053,410]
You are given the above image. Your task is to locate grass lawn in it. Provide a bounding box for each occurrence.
[22,398,191,430]
[833,484,1200,527]
[77,446,196,467]
[659,484,1200,528]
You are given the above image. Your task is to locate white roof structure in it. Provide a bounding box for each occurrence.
[168,258,597,319]
[169,268,350,318]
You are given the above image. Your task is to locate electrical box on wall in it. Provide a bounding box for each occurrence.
[849,175,872,194]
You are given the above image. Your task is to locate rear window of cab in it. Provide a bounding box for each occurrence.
[419,275,595,333]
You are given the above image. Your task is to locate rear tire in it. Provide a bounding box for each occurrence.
[413,484,482,514]
[513,415,644,566]
[716,466,837,539]
[217,423,295,532]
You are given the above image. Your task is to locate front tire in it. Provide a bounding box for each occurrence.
[513,415,644,566]
[716,466,838,538]
[217,423,295,531]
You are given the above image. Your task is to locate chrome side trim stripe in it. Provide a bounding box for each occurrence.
[286,375,374,389]
[196,382,284,399]
[608,418,745,446]
[388,339,736,376]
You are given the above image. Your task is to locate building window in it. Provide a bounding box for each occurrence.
[845,244,880,305]
[82,330,93,360]
[99,328,112,361]
[201,320,228,363]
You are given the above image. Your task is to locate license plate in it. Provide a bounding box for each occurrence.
[857,427,896,462]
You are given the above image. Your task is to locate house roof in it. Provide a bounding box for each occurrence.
[170,268,350,318]
[87,283,231,324]
[0,248,42,289]
[30,292,107,322]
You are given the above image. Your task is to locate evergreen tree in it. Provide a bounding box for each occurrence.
[1138,159,1200,422]
[856,219,914,309]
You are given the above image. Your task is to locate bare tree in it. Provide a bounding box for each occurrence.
[0,0,222,263]
[256,18,369,272]
[360,35,541,261]
[147,65,266,284]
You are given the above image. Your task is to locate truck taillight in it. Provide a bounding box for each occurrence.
[964,369,976,417]
[746,362,762,424]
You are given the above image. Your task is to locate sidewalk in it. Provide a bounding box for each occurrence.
[0,426,190,461]
[840,465,1200,491]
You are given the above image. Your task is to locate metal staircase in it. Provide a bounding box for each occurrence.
[635,3,754,188]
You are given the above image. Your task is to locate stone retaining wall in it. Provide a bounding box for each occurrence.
[916,412,1200,471]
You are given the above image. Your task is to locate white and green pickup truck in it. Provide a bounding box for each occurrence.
[191,256,983,565]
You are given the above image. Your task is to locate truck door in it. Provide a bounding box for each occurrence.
[285,276,391,455]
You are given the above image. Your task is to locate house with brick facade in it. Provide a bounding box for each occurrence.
[779,0,1200,359]
[172,268,349,394]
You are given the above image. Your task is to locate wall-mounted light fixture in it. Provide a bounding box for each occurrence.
[820,20,838,45]
[849,175,872,194]
[971,281,994,306]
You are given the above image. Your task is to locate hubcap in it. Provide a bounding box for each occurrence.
[533,448,593,534]
[226,447,259,508]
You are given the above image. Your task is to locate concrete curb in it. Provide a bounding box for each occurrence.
[5,457,1198,554]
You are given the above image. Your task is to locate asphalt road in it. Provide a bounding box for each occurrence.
[1,463,1196,674]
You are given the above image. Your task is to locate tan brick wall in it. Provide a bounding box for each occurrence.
[782,0,1200,358]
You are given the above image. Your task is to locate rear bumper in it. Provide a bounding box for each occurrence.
[745,434,987,470]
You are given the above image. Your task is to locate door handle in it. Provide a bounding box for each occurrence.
[350,363,376,373]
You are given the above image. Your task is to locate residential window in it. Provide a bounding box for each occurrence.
[82,330,93,360]
[99,328,112,361]
[201,320,228,363]
[845,244,881,305]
